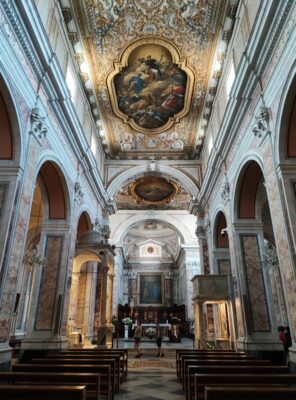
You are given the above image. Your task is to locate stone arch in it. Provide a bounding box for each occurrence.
[275,62,296,163]
[213,210,229,249]
[0,74,22,163]
[232,156,264,222]
[107,164,199,199]
[111,214,194,245]
[35,159,70,221]
[76,211,92,239]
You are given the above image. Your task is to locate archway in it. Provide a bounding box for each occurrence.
[67,213,100,346]
[16,160,70,349]
[232,159,283,351]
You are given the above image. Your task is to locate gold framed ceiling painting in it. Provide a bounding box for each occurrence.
[107,37,194,134]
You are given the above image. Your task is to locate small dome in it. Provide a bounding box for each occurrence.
[78,229,103,245]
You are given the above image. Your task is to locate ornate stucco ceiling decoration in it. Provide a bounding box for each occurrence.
[123,220,179,261]
[68,0,237,159]
[115,175,190,210]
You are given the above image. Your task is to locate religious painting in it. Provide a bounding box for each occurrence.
[138,273,164,306]
[130,176,178,205]
[114,44,187,130]
[107,37,194,134]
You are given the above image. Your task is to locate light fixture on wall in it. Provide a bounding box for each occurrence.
[221,228,228,237]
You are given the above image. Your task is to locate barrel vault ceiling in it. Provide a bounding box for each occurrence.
[64,0,238,160]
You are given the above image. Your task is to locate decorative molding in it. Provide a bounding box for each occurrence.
[1,1,43,80]
[252,107,271,138]
[221,181,230,202]
[30,108,48,140]
[74,181,84,204]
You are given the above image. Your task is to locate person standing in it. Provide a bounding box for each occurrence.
[134,321,142,358]
[156,323,164,357]
[284,326,292,351]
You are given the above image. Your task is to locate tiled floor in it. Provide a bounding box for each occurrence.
[116,371,185,400]
[114,341,190,400]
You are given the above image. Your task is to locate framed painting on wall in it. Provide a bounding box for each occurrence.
[138,273,164,306]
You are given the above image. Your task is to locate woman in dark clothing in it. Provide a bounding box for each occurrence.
[284,326,292,351]
[156,323,164,357]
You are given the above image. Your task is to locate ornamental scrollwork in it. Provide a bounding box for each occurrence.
[252,107,270,138]
[30,108,48,139]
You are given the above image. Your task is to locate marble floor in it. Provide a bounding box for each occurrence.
[114,341,190,400]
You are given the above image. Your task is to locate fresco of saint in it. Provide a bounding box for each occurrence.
[114,44,187,130]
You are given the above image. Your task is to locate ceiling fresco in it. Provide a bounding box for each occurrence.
[115,176,190,209]
[107,39,193,133]
[72,0,230,159]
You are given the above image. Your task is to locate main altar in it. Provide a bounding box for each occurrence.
[129,323,171,342]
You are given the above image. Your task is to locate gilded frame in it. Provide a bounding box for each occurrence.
[137,272,164,306]
[106,36,195,134]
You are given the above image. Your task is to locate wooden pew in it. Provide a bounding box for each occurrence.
[48,353,125,383]
[63,349,128,378]
[31,357,120,393]
[12,364,113,400]
[186,364,289,400]
[183,358,271,390]
[204,386,296,400]
[176,350,245,377]
[179,353,253,381]
[0,372,101,400]
[194,373,296,400]
[0,384,86,400]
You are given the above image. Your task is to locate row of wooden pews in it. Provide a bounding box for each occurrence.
[0,347,128,400]
[176,349,296,400]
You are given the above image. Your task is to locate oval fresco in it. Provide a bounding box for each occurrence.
[131,176,177,204]
[114,43,187,130]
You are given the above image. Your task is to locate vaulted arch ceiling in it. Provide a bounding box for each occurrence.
[64,0,238,160]
[122,220,181,262]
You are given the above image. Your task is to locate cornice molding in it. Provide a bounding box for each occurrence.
[198,0,295,208]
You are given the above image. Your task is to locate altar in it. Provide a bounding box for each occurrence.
[131,323,171,339]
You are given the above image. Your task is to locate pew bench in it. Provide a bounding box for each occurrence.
[0,372,101,400]
[194,373,296,400]
[0,384,86,400]
[183,358,271,390]
[176,350,245,377]
[186,364,289,400]
[31,357,119,393]
[178,353,253,381]
[48,353,124,383]
[64,349,128,378]
[204,386,296,400]
[12,363,113,400]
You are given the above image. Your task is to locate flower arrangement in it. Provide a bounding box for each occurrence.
[122,317,133,326]
[146,327,156,339]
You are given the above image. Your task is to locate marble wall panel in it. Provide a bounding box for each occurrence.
[241,235,270,332]
[76,272,87,328]
[202,239,210,274]
[218,259,231,275]
[0,183,8,224]
[35,236,63,330]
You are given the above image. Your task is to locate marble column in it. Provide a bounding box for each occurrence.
[195,214,210,274]
[106,271,114,348]
[194,302,206,349]
[97,250,110,347]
